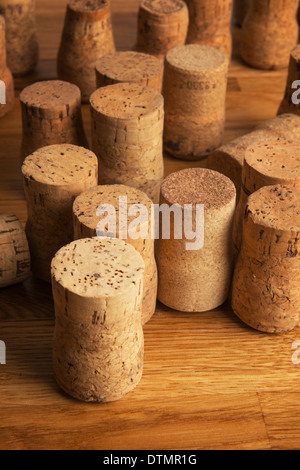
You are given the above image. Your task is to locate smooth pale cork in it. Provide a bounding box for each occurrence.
[19,80,89,160]
[233,0,252,27]
[232,138,300,253]
[163,44,228,161]
[0,214,30,288]
[0,16,14,118]
[57,0,115,103]
[185,0,233,60]
[278,45,300,116]
[156,168,236,312]
[135,0,189,60]
[90,82,164,204]
[95,51,164,93]
[51,237,145,403]
[240,0,299,70]
[73,184,157,325]
[22,144,98,283]
[232,185,300,333]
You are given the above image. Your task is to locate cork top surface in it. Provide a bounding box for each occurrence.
[51,237,144,298]
[141,0,185,14]
[90,82,163,119]
[166,44,227,73]
[68,0,108,11]
[22,144,98,186]
[19,80,81,109]
[161,168,236,209]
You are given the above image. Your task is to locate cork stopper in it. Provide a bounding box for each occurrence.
[0,15,6,71]
[0,15,14,118]
[278,44,300,116]
[165,43,227,75]
[66,0,112,23]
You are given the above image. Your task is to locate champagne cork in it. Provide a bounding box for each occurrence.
[73,184,157,325]
[233,0,251,27]
[185,0,233,60]
[95,51,164,93]
[90,82,164,204]
[22,144,98,283]
[57,0,115,103]
[52,236,144,403]
[135,0,189,60]
[232,138,300,253]
[163,44,228,161]
[0,0,39,76]
[232,184,300,333]
[156,168,236,312]
[240,0,299,70]
[19,80,89,160]
[278,44,300,116]
[0,15,14,118]
[0,214,30,288]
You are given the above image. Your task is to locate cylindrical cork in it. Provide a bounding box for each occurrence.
[0,15,14,118]
[156,168,236,312]
[22,144,98,283]
[95,51,164,93]
[0,0,39,76]
[135,0,189,60]
[52,236,144,403]
[240,0,299,70]
[232,138,300,253]
[19,80,89,160]
[163,44,228,161]
[278,44,300,116]
[73,184,157,325]
[57,0,115,103]
[232,185,300,334]
[233,0,252,27]
[185,0,233,60]
[0,214,31,288]
[90,82,164,204]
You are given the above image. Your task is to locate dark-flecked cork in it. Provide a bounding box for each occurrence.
[0,16,14,118]
[52,236,145,403]
[156,168,236,312]
[278,45,300,116]
[232,184,300,333]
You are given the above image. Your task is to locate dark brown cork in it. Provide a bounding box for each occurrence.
[278,44,300,116]
[0,15,14,118]
[233,0,251,27]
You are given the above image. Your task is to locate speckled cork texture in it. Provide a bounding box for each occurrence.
[19,80,89,160]
[135,0,189,60]
[90,82,164,204]
[22,144,98,283]
[51,236,145,403]
[163,44,228,160]
[185,0,233,60]
[232,184,300,333]
[95,51,164,92]
[240,0,299,70]
[0,16,14,118]
[57,0,115,103]
[0,214,31,288]
[0,0,39,76]
[156,168,236,312]
[278,45,300,116]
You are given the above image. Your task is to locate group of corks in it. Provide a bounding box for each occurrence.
[1,0,300,403]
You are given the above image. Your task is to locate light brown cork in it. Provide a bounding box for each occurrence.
[0,214,30,288]
[57,0,115,103]
[19,80,89,160]
[240,0,299,70]
[156,168,236,312]
[233,0,252,27]
[0,0,39,76]
[51,236,144,403]
[0,16,14,118]
[185,0,233,60]
[22,144,98,283]
[163,44,228,160]
[232,184,300,334]
[90,82,164,204]
[278,44,300,116]
[135,0,189,60]
[95,51,164,93]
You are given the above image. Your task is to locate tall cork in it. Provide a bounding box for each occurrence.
[19,80,89,160]
[52,237,144,403]
[73,184,157,325]
[0,214,30,288]
[185,0,233,60]
[0,0,39,76]
[163,44,228,161]
[278,44,300,116]
[22,144,98,283]
[240,0,299,70]
[57,0,115,104]
[135,0,189,60]
[232,185,300,334]
[233,0,251,27]
[0,15,14,118]
[90,82,164,204]
[232,138,300,253]
[156,168,236,312]
[95,51,164,93]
